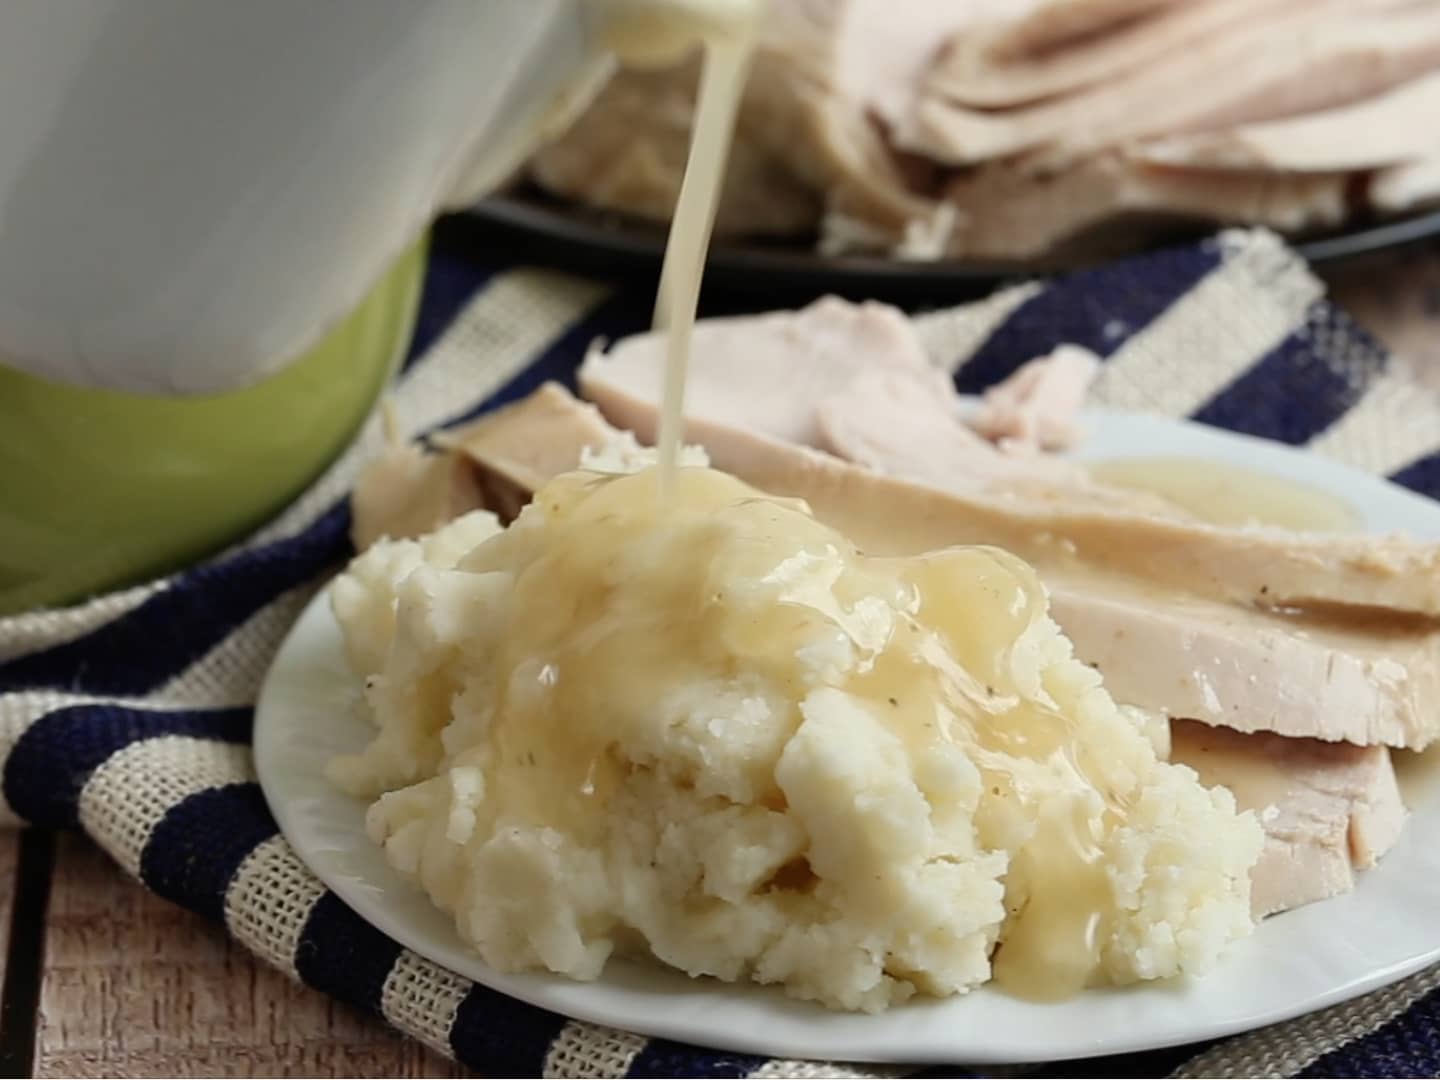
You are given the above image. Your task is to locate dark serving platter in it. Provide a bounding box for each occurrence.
[440,189,1440,306]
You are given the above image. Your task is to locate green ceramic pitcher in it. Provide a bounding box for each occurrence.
[0,238,425,616]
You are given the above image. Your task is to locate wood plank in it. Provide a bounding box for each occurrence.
[0,829,17,991]
[35,835,471,1079]
[0,829,52,1078]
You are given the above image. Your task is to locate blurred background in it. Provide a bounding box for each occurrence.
[460,0,1440,299]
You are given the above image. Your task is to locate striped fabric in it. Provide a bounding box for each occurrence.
[4,228,1440,1078]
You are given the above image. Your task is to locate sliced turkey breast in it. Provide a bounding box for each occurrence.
[1055,579,1440,749]
[901,6,1440,169]
[973,0,1187,63]
[353,383,623,544]
[968,344,1101,451]
[1133,71,1440,173]
[579,296,934,450]
[582,301,1440,617]
[926,0,1296,109]
[1170,719,1408,916]
[1372,146,1440,212]
[747,0,957,237]
[532,0,968,243]
[528,57,821,238]
[812,366,1182,514]
[351,435,484,551]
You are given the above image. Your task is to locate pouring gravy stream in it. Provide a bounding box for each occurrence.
[600,0,759,493]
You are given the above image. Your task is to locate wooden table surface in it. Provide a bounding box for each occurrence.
[0,249,1437,1079]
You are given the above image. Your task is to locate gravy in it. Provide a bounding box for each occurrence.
[1090,457,1358,532]
[478,466,1154,999]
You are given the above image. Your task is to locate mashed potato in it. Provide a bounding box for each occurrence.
[328,458,1261,1012]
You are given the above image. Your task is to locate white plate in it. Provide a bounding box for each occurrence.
[255,410,1440,1066]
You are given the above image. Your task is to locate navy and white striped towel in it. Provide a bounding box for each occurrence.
[4,228,1440,1078]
